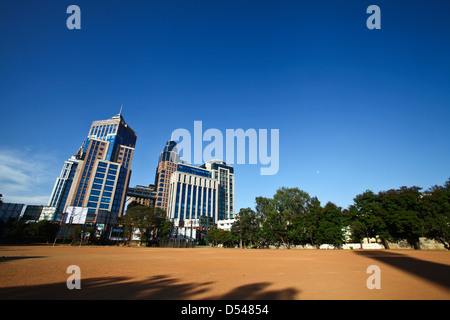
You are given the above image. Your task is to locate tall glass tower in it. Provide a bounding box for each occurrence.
[47,152,81,221]
[154,140,180,212]
[201,160,235,220]
[49,112,137,223]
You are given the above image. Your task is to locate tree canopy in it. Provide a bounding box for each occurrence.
[223,179,449,250]
[119,205,172,244]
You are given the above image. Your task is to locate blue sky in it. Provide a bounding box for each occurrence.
[0,1,449,212]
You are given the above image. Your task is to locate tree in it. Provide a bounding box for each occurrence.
[231,207,261,248]
[121,205,170,245]
[256,188,312,249]
[315,202,344,246]
[28,220,60,243]
[379,186,423,248]
[206,227,220,246]
[216,229,235,247]
[6,218,30,242]
[207,228,235,247]
[255,196,283,248]
[420,179,450,249]
[352,190,387,247]
[290,196,322,246]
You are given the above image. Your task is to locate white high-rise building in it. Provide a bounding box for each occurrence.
[166,157,235,227]
[167,163,218,225]
[201,159,235,221]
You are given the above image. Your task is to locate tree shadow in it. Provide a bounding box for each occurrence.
[0,256,46,264]
[354,250,450,289]
[209,282,299,300]
[0,274,299,300]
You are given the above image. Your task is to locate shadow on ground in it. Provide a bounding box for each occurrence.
[354,250,450,290]
[0,274,299,300]
[0,256,46,264]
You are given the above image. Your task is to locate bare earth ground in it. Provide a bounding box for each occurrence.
[0,245,448,300]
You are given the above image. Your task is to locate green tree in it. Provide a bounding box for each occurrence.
[420,179,450,249]
[207,228,235,247]
[290,196,322,246]
[28,220,60,242]
[6,218,30,242]
[257,188,312,249]
[231,207,261,248]
[216,229,235,247]
[352,190,387,247]
[121,206,170,245]
[315,202,344,246]
[379,186,423,248]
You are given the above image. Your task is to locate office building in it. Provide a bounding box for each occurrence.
[48,152,81,221]
[154,140,180,212]
[158,140,235,226]
[49,112,137,224]
[201,159,235,220]
[22,205,44,221]
[0,202,25,223]
[126,184,157,209]
[167,163,219,226]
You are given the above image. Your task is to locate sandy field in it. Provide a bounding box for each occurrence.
[0,245,448,300]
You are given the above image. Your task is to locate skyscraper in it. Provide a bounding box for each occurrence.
[48,153,81,221]
[201,160,235,220]
[167,163,218,226]
[49,112,137,223]
[154,140,180,212]
[156,139,235,226]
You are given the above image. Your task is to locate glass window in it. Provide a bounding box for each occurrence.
[92,183,102,190]
[89,196,99,202]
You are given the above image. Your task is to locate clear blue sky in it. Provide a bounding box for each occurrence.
[1,1,449,212]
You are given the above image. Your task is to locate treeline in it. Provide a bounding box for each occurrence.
[207,179,450,250]
[0,219,60,243]
[117,205,173,245]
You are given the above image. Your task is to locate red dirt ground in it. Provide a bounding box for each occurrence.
[0,245,448,300]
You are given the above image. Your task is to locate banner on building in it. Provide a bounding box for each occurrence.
[62,206,88,224]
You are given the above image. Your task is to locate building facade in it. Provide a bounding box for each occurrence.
[167,163,219,226]
[49,113,137,224]
[154,140,180,212]
[48,154,81,221]
[126,184,157,209]
[201,160,235,220]
[22,205,44,221]
[0,202,25,223]
[158,140,235,227]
